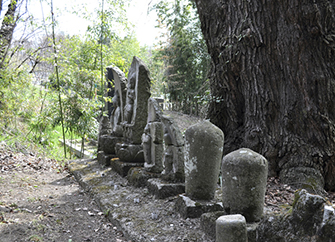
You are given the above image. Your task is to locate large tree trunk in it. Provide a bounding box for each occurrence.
[0,0,17,69]
[195,0,335,191]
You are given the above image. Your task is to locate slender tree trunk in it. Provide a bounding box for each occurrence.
[195,0,335,191]
[0,0,17,69]
[0,0,3,15]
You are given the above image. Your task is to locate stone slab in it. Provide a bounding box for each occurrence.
[216,214,247,242]
[127,167,160,188]
[97,151,117,166]
[147,178,185,199]
[110,158,143,177]
[175,194,224,218]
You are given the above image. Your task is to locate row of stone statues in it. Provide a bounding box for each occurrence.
[98,56,268,225]
[98,56,185,182]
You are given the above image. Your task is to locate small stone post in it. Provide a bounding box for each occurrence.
[221,148,268,222]
[184,120,224,200]
[216,214,247,242]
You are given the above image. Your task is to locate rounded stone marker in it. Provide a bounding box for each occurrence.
[184,120,224,200]
[221,148,268,222]
[216,214,247,242]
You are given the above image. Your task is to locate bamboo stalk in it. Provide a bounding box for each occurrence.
[50,0,66,158]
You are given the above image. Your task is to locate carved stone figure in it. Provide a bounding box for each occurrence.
[161,116,185,182]
[97,66,127,160]
[111,90,123,137]
[121,57,151,144]
[123,72,136,124]
[115,56,151,162]
[142,98,164,173]
[110,65,127,136]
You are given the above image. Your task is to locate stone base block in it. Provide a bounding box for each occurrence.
[147,178,185,199]
[200,211,258,242]
[97,151,117,166]
[127,167,160,187]
[200,211,227,239]
[175,194,223,218]
[216,214,247,242]
[110,158,143,177]
[99,135,123,154]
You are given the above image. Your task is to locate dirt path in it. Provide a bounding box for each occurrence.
[2,112,335,242]
[0,142,128,242]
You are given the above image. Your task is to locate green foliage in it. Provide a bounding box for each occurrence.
[0,0,157,161]
[154,0,210,115]
[0,67,34,128]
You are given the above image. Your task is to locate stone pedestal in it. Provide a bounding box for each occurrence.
[115,143,144,163]
[110,158,143,177]
[97,151,116,166]
[147,178,185,199]
[175,194,223,219]
[99,135,123,155]
[184,120,224,200]
[221,148,268,222]
[200,212,258,242]
[216,214,247,242]
[127,167,160,187]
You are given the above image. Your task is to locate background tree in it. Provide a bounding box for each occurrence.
[0,0,18,69]
[155,0,210,115]
[194,0,335,191]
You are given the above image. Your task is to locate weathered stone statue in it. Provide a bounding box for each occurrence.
[97,116,113,153]
[110,65,127,136]
[111,90,123,137]
[123,72,136,124]
[115,56,151,162]
[161,116,185,182]
[142,98,164,173]
[97,66,128,165]
[184,120,224,200]
[221,148,268,222]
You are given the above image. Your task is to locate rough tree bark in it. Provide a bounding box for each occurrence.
[0,0,17,69]
[195,0,335,191]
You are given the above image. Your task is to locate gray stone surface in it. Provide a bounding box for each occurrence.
[97,151,116,166]
[147,97,163,123]
[99,135,123,155]
[184,120,224,200]
[319,205,335,241]
[147,178,185,199]
[216,214,247,242]
[256,189,335,242]
[175,194,224,219]
[161,116,185,182]
[67,158,214,242]
[291,189,326,235]
[110,158,144,177]
[109,65,127,126]
[200,211,258,242]
[200,211,227,239]
[221,148,268,222]
[127,167,160,188]
[98,116,112,152]
[115,143,144,163]
[122,56,151,144]
[161,115,184,146]
[143,122,164,173]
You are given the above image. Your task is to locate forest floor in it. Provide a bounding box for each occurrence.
[1,111,335,241]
